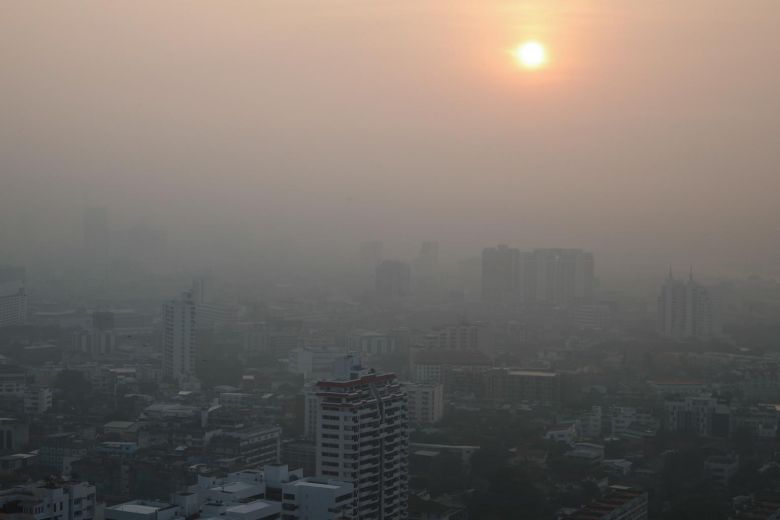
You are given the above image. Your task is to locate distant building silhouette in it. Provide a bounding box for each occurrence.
[658,269,721,340]
[162,291,198,386]
[0,266,27,327]
[481,246,595,306]
[375,260,411,299]
[531,248,595,305]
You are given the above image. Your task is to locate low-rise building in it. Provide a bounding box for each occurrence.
[280,476,354,519]
[0,481,97,520]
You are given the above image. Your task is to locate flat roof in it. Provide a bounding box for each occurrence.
[288,479,344,490]
[507,370,557,377]
[109,502,175,515]
[226,501,276,514]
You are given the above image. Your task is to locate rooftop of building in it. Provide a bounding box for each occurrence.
[225,500,277,514]
[107,500,177,515]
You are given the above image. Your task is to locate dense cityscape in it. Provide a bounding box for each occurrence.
[4,1,780,519]
[3,223,780,519]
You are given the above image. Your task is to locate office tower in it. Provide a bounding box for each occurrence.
[658,269,721,340]
[313,355,409,519]
[0,267,27,327]
[162,291,197,385]
[530,248,595,305]
[481,245,520,303]
[375,260,412,299]
[83,206,110,263]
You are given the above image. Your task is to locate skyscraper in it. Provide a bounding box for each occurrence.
[313,355,409,519]
[0,267,27,327]
[481,246,596,306]
[162,291,198,385]
[531,248,595,305]
[658,269,721,340]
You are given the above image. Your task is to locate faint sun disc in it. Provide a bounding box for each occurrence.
[515,41,547,69]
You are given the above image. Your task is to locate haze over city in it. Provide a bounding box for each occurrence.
[3,3,780,520]
[3,1,780,279]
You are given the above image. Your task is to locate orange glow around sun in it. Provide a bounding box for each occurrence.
[515,41,547,69]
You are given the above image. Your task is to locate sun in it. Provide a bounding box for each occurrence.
[515,41,547,69]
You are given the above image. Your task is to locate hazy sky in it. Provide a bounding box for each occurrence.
[2,1,780,277]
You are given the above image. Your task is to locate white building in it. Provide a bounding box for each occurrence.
[161,292,197,386]
[402,383,444,424]
[179,464,351,520]
[281,477,355,519]
[0,481,97,520]
[313,355,409,519]
[658,270,721,340]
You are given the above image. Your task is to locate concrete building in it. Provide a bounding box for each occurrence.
[280,477,355,519]
[161,292,197,386]
[313,355,409,519]
[0,481,97,520]
[402,383,444,425]
[0,267,27,328]
[658,270,721,340]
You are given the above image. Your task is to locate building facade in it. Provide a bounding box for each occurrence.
[402,383,444,425]
[161,292,197,386]
[313,356,409,519]
[658,270,721,340]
